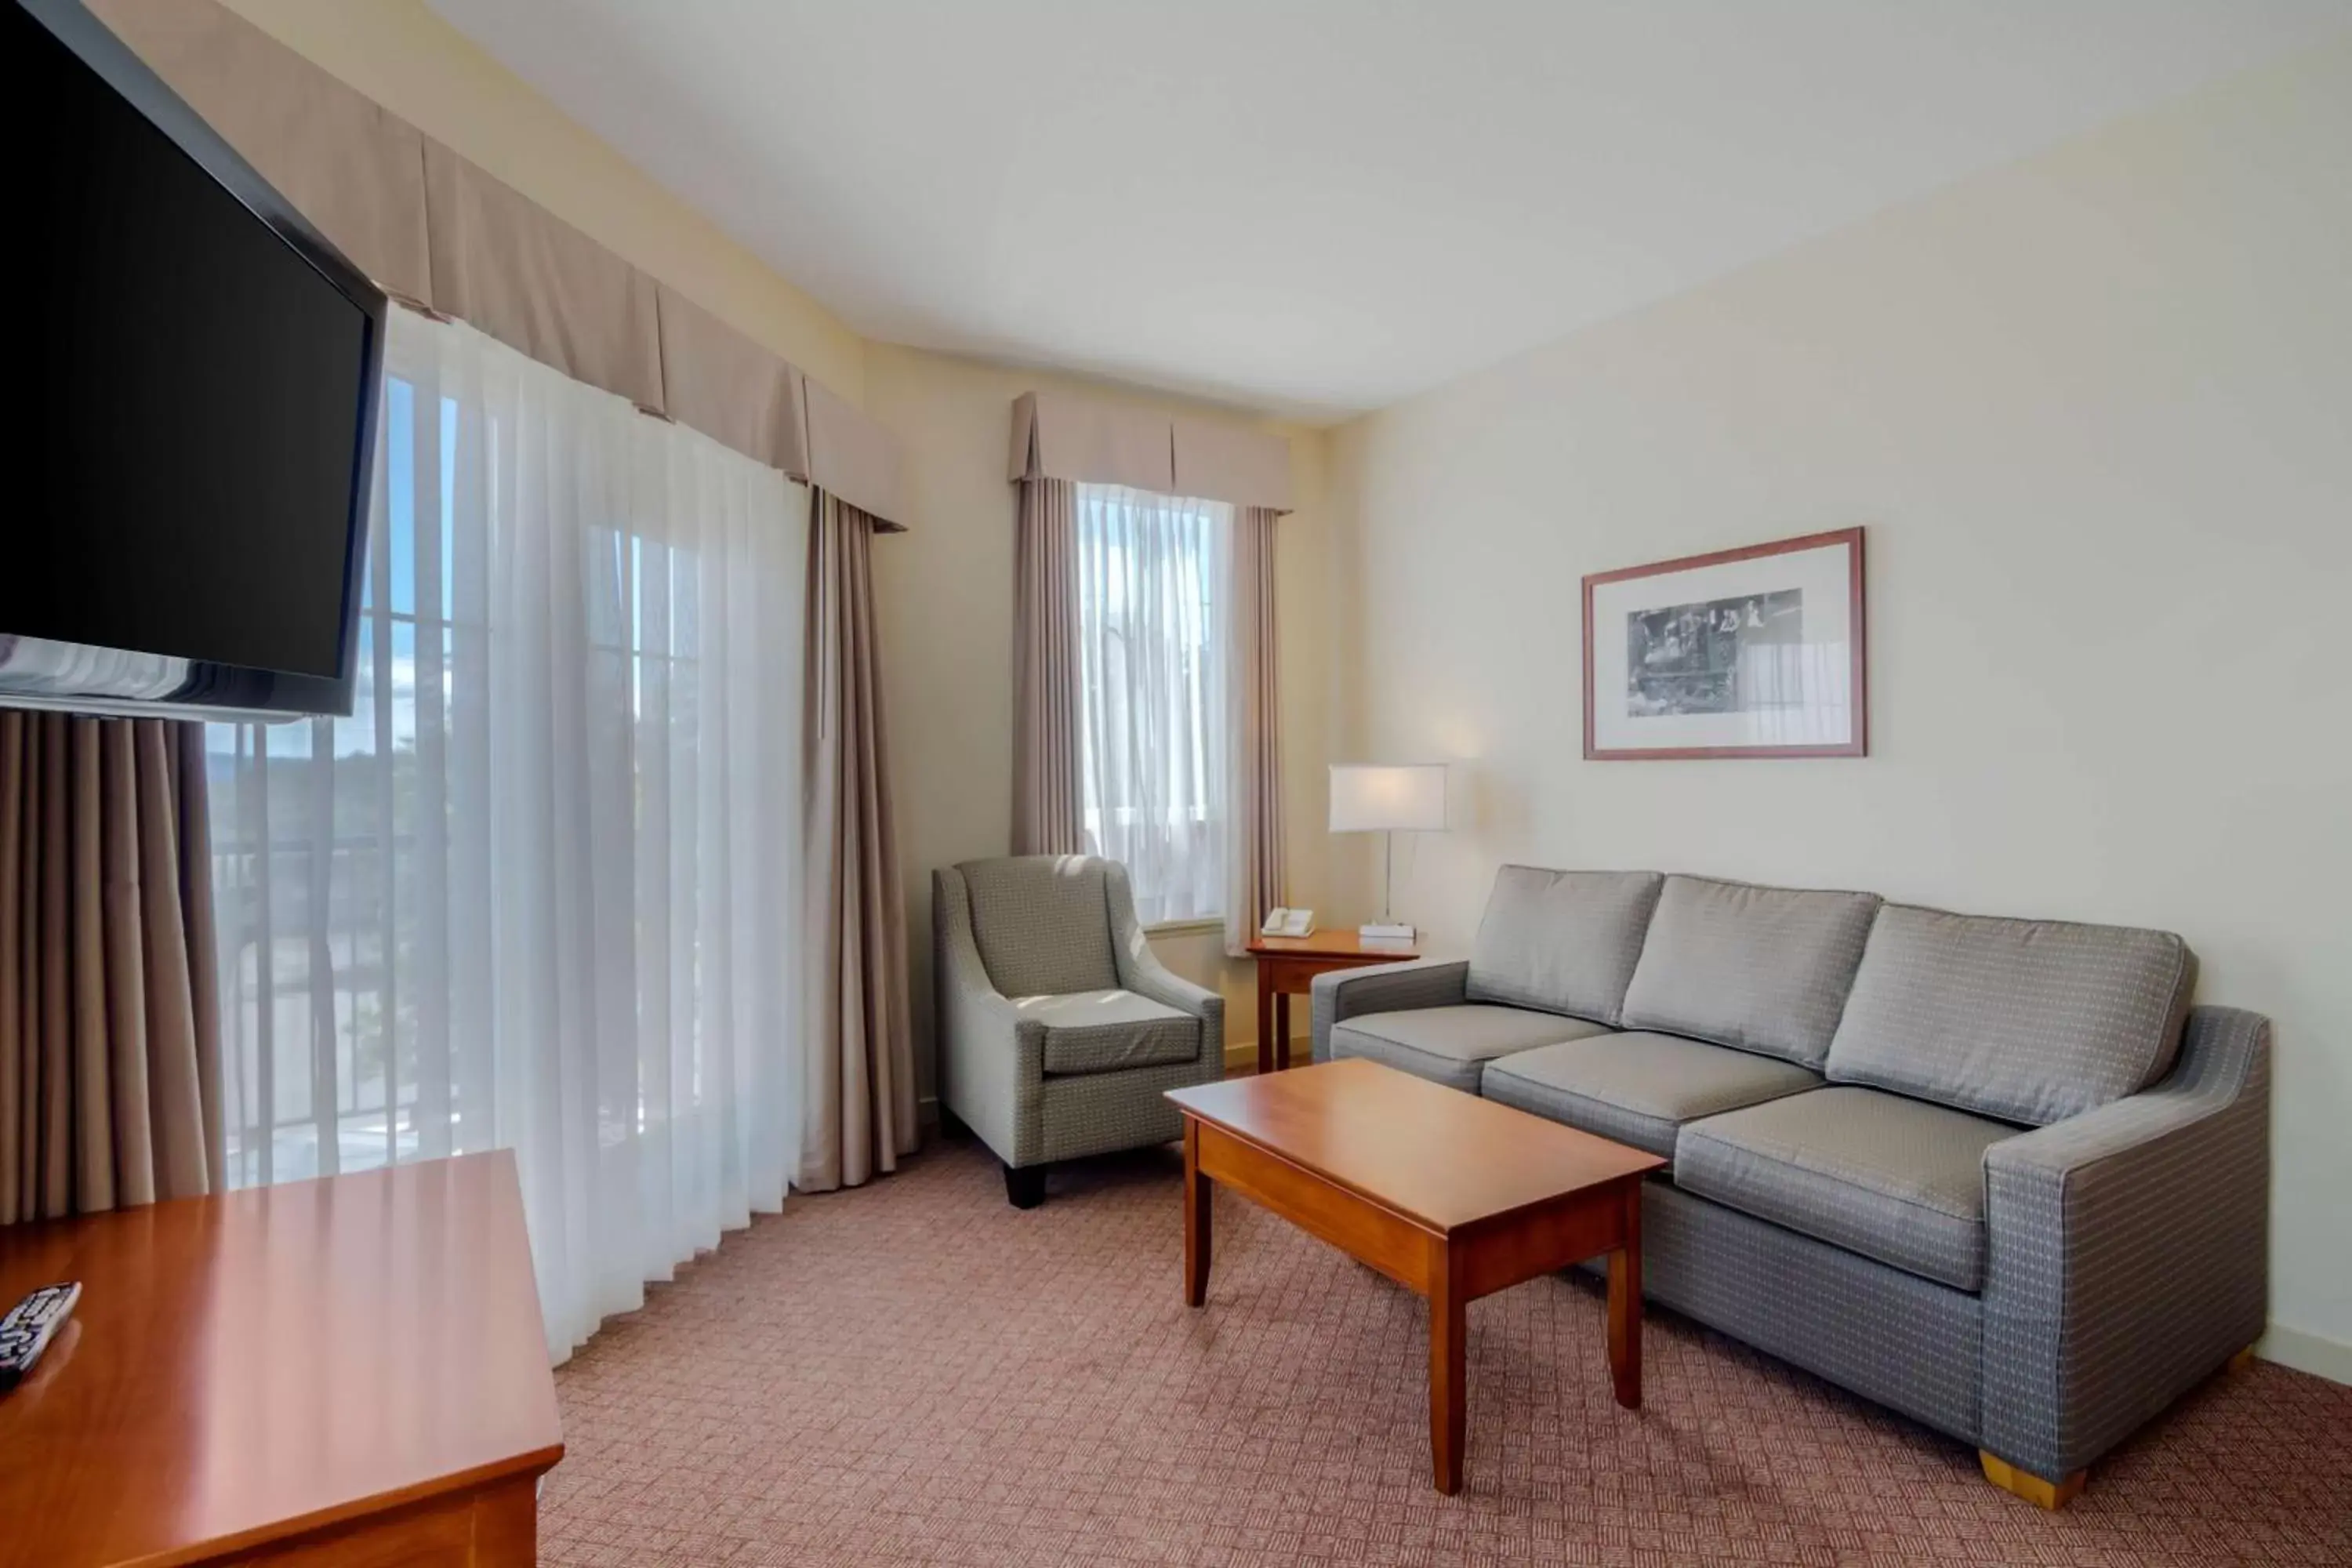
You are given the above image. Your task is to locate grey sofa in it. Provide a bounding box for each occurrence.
[935,855,1225,1207]
[1312,867,2269,1508]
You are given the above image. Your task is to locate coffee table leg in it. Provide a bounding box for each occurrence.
[1428,1237,1465,1494]
[1608,1179,1642,1410]
[1183,1119,1211,1307]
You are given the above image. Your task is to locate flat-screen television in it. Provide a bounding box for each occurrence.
[1,0,386,720]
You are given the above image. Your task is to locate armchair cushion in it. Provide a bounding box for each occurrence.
[1482,1031,1822,1159]
[960,856,1120,998]
[1328,1005,1613,1094]
[1677,1086,2020,1292]
[1019,989,1200,1076]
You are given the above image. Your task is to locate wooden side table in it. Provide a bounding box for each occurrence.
[1244,930,1422,1074]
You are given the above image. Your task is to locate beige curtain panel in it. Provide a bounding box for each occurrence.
[1011,391,1294,512]
[1011,477,1085,857]
[88,0,913,528]
[802,492,919,1192]
[2,714,221,1226]
[1225,506,1288,954]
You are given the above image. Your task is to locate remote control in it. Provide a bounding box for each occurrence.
[0,1281,81,1392]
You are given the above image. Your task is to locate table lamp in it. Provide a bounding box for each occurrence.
[1329,763,1446,942]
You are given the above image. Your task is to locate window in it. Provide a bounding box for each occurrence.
[205,307,808,1356]
[1073,482,1232,924]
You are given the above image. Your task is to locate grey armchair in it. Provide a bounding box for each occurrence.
[935,855,1225,1207]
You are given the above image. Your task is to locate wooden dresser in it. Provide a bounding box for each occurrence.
[0,1151,563,1566]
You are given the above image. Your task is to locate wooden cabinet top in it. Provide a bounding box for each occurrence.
[0,1151,563,1567]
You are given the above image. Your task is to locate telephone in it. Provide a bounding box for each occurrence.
[1259,907,1316,938]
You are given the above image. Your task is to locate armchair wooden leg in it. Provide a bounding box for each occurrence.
[1004,1163,1047,1210]
[2227,1345,2256,1374]
[1979,1451,2085,1509]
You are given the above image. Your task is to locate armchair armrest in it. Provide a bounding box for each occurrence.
[1109,879,1225,1067]
[933,869,1047,1165]
[1310,958,1471,1062]
[1980,1004,2270,1480]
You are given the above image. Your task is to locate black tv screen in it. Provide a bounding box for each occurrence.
[1,0,385,720]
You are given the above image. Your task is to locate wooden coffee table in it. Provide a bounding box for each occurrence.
[1166,1058,1665,1494]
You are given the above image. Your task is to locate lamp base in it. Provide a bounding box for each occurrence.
[1358,922,1417,943]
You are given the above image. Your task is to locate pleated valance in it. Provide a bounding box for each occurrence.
[85,0,434,306]
[422,143,666,411]
[84,0,908,530]
[656,285,810,477]
[1009,391,1294,513]
[1172,416,1294,510]
[804,376,908,531]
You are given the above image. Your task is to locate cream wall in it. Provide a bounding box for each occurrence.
[862,345,1340,1095]
[1325,42,2352,1378]
[216,0,867,398]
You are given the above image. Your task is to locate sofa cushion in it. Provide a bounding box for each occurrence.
[1481,1031,1822,1158]
[1019,989,1199,1076]
[1619,876,1880,1068]
[1327,1006,1613,1094]
[960,856,1120,999]
[1675,1087,2017,1292]
[1824,905,2196,1127]
[1465,867,1664,1025]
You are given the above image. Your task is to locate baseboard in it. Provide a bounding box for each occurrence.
[2258,1322,2352,1385]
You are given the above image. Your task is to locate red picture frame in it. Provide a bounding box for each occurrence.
[1582,526,1867,760]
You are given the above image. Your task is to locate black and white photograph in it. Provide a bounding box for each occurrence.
[1583,528,1865,759]
[1626,588,1804,717]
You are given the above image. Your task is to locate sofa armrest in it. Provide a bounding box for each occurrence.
[933,869,1047,1165]
[1310,958,1470,1062]
[1980,1004,2270,1480]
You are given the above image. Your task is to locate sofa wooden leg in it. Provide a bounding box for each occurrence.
[1979,1450,2085,1509]
[2227,1345,2256,1373]
[1004,1163,1047,1210]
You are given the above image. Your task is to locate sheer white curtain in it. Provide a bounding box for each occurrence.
[206,310,807,1359]
[1073,482,1232,924]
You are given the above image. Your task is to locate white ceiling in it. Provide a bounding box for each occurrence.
[429,1,2349,421]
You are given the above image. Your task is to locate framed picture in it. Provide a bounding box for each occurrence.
[1583,527,1866,760]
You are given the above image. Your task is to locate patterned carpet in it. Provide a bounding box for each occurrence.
[543,1136,2350,1566]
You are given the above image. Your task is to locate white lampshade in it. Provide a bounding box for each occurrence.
[1329,764,1447,833]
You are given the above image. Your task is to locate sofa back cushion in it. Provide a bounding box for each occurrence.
[1618,876,1881,1067]
[1824,904,2195,1126]
[958,856,1120,998]
[1465,867,1664,1025]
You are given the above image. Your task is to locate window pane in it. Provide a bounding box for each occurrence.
[1073,483,1232,924]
